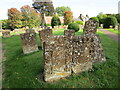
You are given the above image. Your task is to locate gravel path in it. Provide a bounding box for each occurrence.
[99,29,120,43]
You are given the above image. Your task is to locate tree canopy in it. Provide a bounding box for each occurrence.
[32,0,55,16]
[56,6,71,16]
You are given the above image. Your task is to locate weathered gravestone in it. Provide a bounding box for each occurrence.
[100,24,103,29]
[43,20,106,82]
[114,25,118,30]
[39,28,53,49]
[2,30,10,37]
[20,32,38,54]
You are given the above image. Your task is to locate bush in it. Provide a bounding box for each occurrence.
[97,13,107,25]
[89,17,99,27]
[115,14,120,24]
[1,19,9,29]
[51,16,61,28]
[68,23,79,32]
[75,21,83,25]
[103,16,118,28]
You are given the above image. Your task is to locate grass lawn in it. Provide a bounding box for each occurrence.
[2,29,119,88]
[104,28,120,34]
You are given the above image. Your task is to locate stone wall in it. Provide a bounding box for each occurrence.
[2,30,10,37]
[20,32,38,54]
[42,20,106,82]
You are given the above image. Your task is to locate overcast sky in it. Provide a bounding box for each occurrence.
[0,0,119,20]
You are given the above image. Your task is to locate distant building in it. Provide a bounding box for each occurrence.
[44,16,64,24]
[118,1,120,14]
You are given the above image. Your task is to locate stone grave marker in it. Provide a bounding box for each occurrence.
[43,20,106,82]
[20,32,38,54]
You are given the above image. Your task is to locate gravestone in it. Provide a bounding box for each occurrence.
[54,26,58,30]
[114,25,118,30]
[43,20,106,82]
[20,32,38,54]
[2,30,10,37]
[39,28,53,49]
[100,24,103,29]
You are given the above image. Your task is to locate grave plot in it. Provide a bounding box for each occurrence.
[20,32,38,54]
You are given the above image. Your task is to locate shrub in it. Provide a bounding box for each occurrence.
[89,17,99,27]
[115,14,120,24]
[68,23,79,32]
[1,19,9,29]
[103,16,118,28]
[97,13,107,25]
[51,16,61,28]
[64,11,73,25]
[76,21,83,25]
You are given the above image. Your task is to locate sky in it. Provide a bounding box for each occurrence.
[0,0,119,20]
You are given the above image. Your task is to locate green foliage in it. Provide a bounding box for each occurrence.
[56,6,71,16]
[64,11,73,25]
[8,8,23,30]
[21,5,41,28]
[89,17,99,27]
[103,16,118,28]
[115,14,120,24]
[1,19,9,29]
[2,29,119,88]
[51,16,61,28]
[75,21,84,25]
[68,22,79,32]
[97,13,107,25]
[32,1,55,16]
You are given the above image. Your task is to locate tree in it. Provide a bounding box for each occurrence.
[8,8,22,30]
[21,5,41,28]
[56,6,71,16]
[51,16,61,28]
[97,13,107,25]
[1,19,9,29]
[64,11,73,25]
[115,14,120,24]
[32,0,55,27]
[103,16,118,28]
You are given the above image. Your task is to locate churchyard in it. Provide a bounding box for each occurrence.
[1,0,120,88]
[2,23,119,88]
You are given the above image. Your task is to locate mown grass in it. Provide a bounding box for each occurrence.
[2,29,119,88]
[104,28,120,34]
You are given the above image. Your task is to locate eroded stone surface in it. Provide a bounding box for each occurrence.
[20,32,38,54]
[43,20,106,82]
[39,28,53,49]
[2,30,10,37]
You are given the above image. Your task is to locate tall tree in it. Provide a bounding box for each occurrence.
[64,11,73,25]
[56,6,71,16]
[32,0,55,27]
[8,8,22,30]
[21,5,41,28]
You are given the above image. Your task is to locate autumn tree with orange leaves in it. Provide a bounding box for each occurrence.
[21,5,41,28]
[8,8,22,30]
[64,11,73,25]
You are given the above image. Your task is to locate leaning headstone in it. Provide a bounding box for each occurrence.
[2,30,10,38]
[114,25,118,30]
[20,32,38,54]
